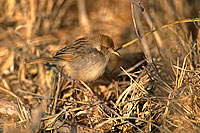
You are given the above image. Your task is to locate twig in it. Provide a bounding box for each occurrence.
[129,0,144,12]
[131,2,152,62]
[116,18,200,51]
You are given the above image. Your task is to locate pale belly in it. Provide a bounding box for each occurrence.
[63,53,109,81]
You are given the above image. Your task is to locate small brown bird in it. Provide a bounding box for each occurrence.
[27,34,119,81]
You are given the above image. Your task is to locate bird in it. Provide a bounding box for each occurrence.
[27,34,120,82]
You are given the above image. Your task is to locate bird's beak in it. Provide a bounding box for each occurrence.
[109,49,120,56]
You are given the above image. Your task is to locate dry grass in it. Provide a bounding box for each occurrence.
[0,0,200,132]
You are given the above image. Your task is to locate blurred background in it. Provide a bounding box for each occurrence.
[0,0,200,132]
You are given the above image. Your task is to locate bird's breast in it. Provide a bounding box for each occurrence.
[63,52,109,81]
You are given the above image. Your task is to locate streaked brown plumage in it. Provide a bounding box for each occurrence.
[27,34,119,81]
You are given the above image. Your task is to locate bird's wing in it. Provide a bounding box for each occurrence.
[54,41,100,62]
[54,53,76,62]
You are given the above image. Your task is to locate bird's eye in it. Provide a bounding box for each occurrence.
[106,47,110,50]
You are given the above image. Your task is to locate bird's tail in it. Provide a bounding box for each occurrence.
[26,57,57,64]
